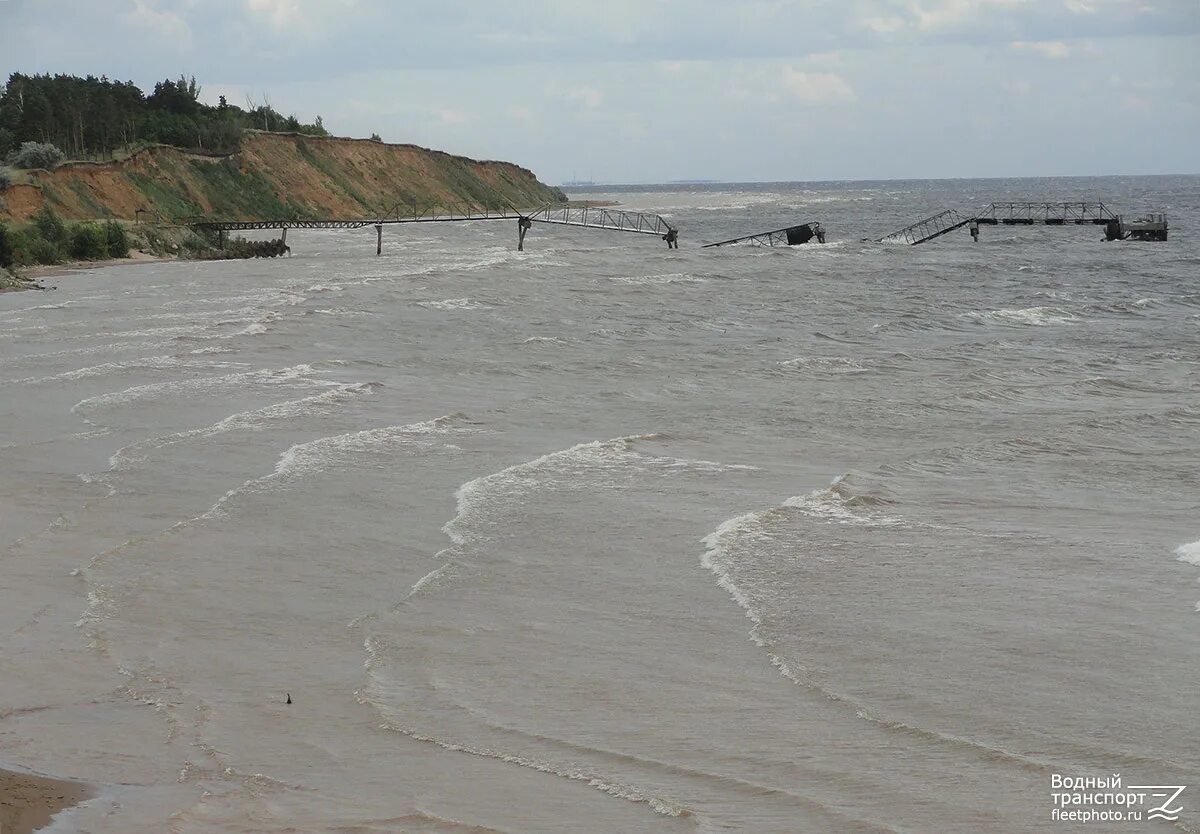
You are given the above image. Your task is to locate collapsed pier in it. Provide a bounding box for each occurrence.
[879,201,1168,245]
[703,222,825,248]
[191,197,1170,258]
[193,202,679,254]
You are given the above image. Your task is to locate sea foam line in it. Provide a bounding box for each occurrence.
[88,382,383,491]
[71,363,329,414]
[418,434,757,596]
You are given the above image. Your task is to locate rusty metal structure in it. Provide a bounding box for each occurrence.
[192,201,678,253]
[703,222,825,248]
[879,201,1165,245]
[976,201,1116,225]
[878,210,971,245]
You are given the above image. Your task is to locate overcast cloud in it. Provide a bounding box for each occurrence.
[2,0,1197,182]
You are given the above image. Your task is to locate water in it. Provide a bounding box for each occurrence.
[1,176,1197,833]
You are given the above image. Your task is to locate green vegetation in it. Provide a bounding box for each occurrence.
[0,222,13,269]
[0,73,328,163]
[1,207,130,267]
[7,141,65,169]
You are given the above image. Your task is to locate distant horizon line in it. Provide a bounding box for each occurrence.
[559,172,1198,189]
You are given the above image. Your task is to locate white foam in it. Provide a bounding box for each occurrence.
[779,356,868,373]
[72,364,329,413]
[963,306,1079,327]
[412,435,756,601]
[700,479,903,678]
[200,413,471,520]
[1175,540,1200,567]
[417,297,490,311]
[1175,540,1200,612]
[609,272,703,285]
[9,355,244,385]
[95,382,383,484]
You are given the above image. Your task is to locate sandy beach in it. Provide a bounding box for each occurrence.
[0,767,90,834]
[17,250,172,284]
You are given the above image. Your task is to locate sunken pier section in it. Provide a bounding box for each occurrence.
[703,222,825,248]
[879,201,1168,245]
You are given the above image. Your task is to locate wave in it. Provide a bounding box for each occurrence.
[962,306,1079,327]
[91,382,383,488]
[358,692,693,820]
[417,297,491,311]
[778,356,869,374]
[700,478,1050,773]
[420,434,756,590]
[608,272,704,285]
[6,354,245,385]
[1175,540,1200,612]
[0,340,165,366]
[200,413,472,521]
[71,364,330,414]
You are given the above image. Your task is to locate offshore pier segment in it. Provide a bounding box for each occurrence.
[193,201,678,254]
[878,201,1168,245]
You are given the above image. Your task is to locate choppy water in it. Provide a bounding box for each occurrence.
[1,176,1198,833]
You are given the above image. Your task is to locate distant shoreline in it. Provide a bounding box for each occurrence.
[2,251,173,292]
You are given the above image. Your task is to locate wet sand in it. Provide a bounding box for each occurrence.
[0,767,90,834]
[19,251,172,283]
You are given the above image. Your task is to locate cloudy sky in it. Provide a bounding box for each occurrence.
[2,0,1197,183]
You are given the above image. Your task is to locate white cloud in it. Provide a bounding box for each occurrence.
[122,0,192,45]
[862,14,907,33]
[244,0,358,37]
[781,69,857,104]
[564,87,604,108]
[1012,40,1072,58]
[435,108,470,125]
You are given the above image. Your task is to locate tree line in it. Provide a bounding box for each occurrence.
[0,73,329,163]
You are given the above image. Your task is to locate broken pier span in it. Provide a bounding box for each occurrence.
[192,202,679,254]
[879,201,1168,245]
[703,222,825,248]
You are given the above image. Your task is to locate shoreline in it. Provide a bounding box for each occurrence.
[0,766,92,834]
[15,250,175,286]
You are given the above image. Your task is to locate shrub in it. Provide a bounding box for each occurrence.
[69,223,110,260]
[7,141,66,170]
[16,231,64,265]
[104,221,130,258]
[0,222,13,268]
[0,168,12,190]
[31,206,68,246]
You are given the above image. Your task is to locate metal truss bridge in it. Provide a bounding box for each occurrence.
[190,201,678,252]
[878,201,1125,245]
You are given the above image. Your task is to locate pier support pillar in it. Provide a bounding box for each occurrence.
[664,228,678,249]
[375,223,383,256]
[517,217,532,251]
[218,229,225,249]
[969,220,979,242]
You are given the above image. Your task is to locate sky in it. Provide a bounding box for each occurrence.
[1,0,1198,184]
